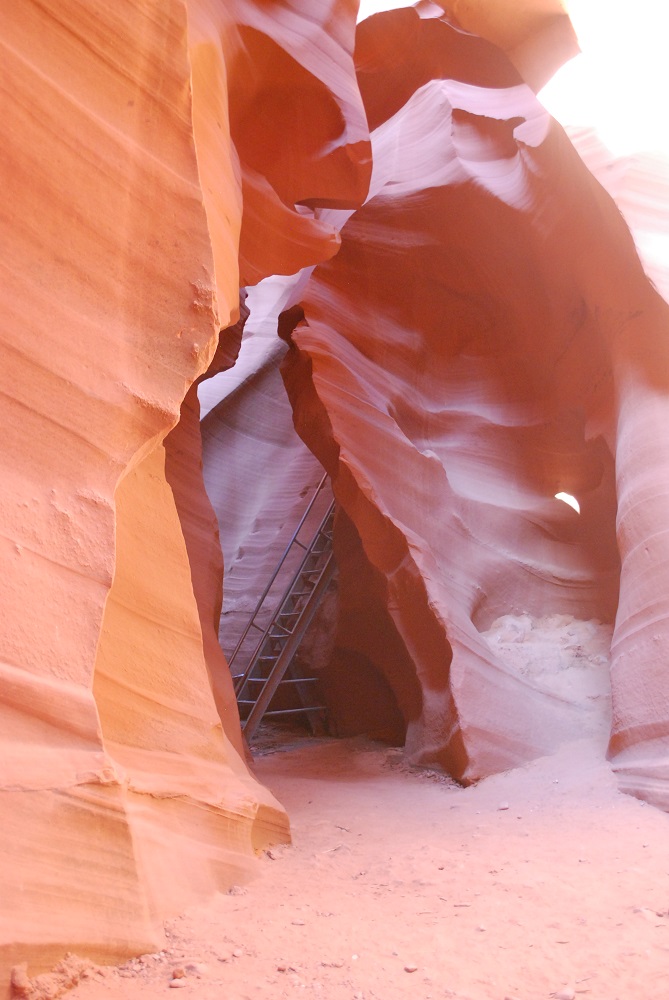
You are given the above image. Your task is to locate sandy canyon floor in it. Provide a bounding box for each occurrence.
[66,732,669,1000]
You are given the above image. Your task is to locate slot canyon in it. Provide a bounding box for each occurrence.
[3,1,669,998]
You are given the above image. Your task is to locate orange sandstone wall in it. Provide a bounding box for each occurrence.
[5,0,669,989]
[164,305,249,756]
[0,0,369,991]
[1,0,231,982]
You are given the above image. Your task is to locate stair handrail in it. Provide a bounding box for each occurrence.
[241,544,336,739]
[227,472,330,669]
[232,497,335,698]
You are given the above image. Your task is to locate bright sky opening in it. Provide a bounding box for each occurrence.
[358,1,669,160]
[357,0,409,21]
[555,492,581,514]
[541,1,669,158]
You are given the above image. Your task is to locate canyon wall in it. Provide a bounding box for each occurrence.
[282,6,669,794]
[0,0,369,991]
[4,0,669,992]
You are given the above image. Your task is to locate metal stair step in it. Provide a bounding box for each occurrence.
[279,677,319,685]
[263,707,326,717]
[228,478,336,738]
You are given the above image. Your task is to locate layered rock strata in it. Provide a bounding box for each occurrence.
[0,0,369,990]
[5,0,669,991]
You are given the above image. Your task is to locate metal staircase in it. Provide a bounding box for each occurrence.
[228,475,335,742]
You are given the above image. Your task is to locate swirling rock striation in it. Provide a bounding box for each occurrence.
[0,0,369,991]
[283,6,669,790]
[5,0,669,992]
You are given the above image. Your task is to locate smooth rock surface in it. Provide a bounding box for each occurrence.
[5,0,669,993]
[283,7,669,784]
[0,0,369,990]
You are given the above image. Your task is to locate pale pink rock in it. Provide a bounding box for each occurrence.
[283,6,669,796]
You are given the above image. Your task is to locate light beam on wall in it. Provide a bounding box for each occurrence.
[555,492,580,513]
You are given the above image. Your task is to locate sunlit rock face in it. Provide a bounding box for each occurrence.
[435,0,579,91]
[0,0,369,990]
[283,5,669,788]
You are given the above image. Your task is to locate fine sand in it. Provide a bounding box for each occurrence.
[65,732,669,1000]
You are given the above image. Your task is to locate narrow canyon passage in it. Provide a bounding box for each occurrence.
[7,1,669,991]
[69,733,669,1000]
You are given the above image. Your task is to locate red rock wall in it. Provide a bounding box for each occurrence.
[562,129,669,806]
[283,7,669,787]
[436,0,578,90]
